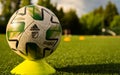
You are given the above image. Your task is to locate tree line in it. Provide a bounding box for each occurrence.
[0,0,120,35]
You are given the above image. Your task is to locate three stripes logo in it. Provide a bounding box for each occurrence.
[30,24,40,39]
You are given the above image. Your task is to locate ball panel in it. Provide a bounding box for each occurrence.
[26,42,43,60]
[27,5,43,20]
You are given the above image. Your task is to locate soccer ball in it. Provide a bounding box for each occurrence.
[6,5,62,60]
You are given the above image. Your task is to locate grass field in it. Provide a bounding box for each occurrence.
[1,34,120,75]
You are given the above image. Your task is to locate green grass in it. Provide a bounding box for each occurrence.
[1,34,120,75]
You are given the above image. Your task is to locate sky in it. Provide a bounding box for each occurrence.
[50,0,120,17]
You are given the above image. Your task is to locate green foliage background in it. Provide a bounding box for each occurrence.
[0,0,120,35]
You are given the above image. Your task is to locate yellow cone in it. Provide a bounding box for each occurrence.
[64,36,71,42]
[11,59,56,75]
[79,36,85,40]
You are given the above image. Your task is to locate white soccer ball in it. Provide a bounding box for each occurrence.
[6,5,62,60]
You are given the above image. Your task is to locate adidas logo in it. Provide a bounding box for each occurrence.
[30,24,40,31]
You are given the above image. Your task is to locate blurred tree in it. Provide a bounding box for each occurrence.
[37,0,52,9]
[92,13,103,35]
[0,0,118,35]
[0,0,21,33]
[57,8,64,19]
[80,1,119,35]
[19,0,31,7]
[79,15,88,34]
[80,12,102,35]
[1,0,20,14]
[62,9,81,35]
[93,6,105,35]
[45,0,51,8]
[93,6,104,14]
[104,1,119,27]
[110,16,120,35]
[57,8,64,34]
[37,0,44,6]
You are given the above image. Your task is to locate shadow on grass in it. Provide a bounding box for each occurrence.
[56,63,120,74]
